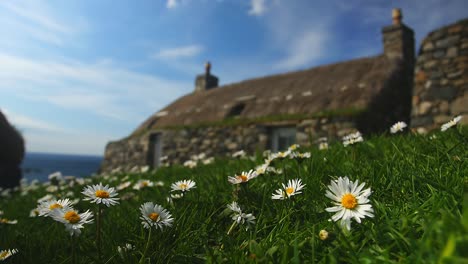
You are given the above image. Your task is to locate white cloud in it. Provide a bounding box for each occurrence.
[0,53,189,122]
[0,1,81,46]
[152,45,204,60]
[249,0,267,16]
[274,29,328,70]
[167,0,179,9]
[2,109,65,133]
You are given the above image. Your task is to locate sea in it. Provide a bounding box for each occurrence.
[21,152,103,183]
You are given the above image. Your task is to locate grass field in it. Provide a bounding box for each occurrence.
[1,127,467,263]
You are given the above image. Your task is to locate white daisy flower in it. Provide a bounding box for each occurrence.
[227,170,258,184]
[48,171,63,182]
[319,142,329,150]
[140,166,150,173]
[0,249,18,261]
[37,198,73,216]
[232,150,246,158]
[271,179,306,200]
[183,160,197,168]
[290,152,311,159]
[117,181,132,191]
[441,115,462,131]
[255,163,269,175]
[170,180,196,192]
[50,208,94,236]
[226,202,256,229]
[30,208,40,217]
[342,131,364,147]
[0,218,18,224]
[288,144,300,151]
[170,193,184,199]
[139,202,174,230]
[37,194,55,204]
[325,176,374,231]
[270,150,291,160]
[132,180,154,190]
[202,157,215,165]
[390,121,407,134]
[82,183,119,207]
[45,185,59,193]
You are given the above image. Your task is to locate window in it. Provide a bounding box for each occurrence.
[226,103,245,118]
[148,133,163,169]
[270,127,296,152]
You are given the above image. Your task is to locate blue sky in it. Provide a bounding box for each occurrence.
[0,0,466,155]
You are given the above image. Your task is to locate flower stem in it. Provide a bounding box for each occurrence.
[139,228,152,264]
[227,221,237,235]
[97,204,102,263]
[71,235,76,264]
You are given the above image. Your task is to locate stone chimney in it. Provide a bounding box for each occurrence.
[195,61,219,93]
[382,8,415,64]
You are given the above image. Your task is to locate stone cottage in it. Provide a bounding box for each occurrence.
[101,9,467,172]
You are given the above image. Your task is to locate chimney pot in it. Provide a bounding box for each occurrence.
[392,8,402,25]
[205,61,211,75]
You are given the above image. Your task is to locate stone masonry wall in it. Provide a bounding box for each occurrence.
[412,18,468,132]
[101,116,357,173]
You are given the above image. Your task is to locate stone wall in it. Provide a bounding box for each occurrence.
[412,18,468,132]
[101,116,358,173]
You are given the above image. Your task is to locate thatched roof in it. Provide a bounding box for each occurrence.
[134,55,400,134]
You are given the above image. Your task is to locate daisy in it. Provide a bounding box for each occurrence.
[390,121,407,134]
[232,150,246,158]
[270,150,291,160]
[226,202,256,231]
[37,194,55,204]
[319,142,329,150]
[117,181,132,191]
[288,144,300,151]
[48,171,63,182]
[228,170,258,184]
[0,249,18,261]
[37,198,73,216]
[325,176,374,231]
[50,208,93,236]
[30,208,40,217]
[171,180,196,192]
[290,152,311,159]
[183,160,197,168]
[441,115,462,131]
[0,218,17,224]
[255,163,269,175]
[139,202,174,230]
[342,131,364,147]
[133,180,154,190]
[82,183,119,207]
[272,178,306,200]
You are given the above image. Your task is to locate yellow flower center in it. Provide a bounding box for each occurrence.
[0,251,7,258]
[49,203,63,210]
[95,190,110,198]
[285,187,294,195]
[64,211,81,224]
[148,213,159,222]
[0,218,7,223]
[341,193,358,209]
[142,182,148,187]
[238,175,248,182]
[179,183,187,189]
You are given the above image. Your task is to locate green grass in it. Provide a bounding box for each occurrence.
[1,128,467,263]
